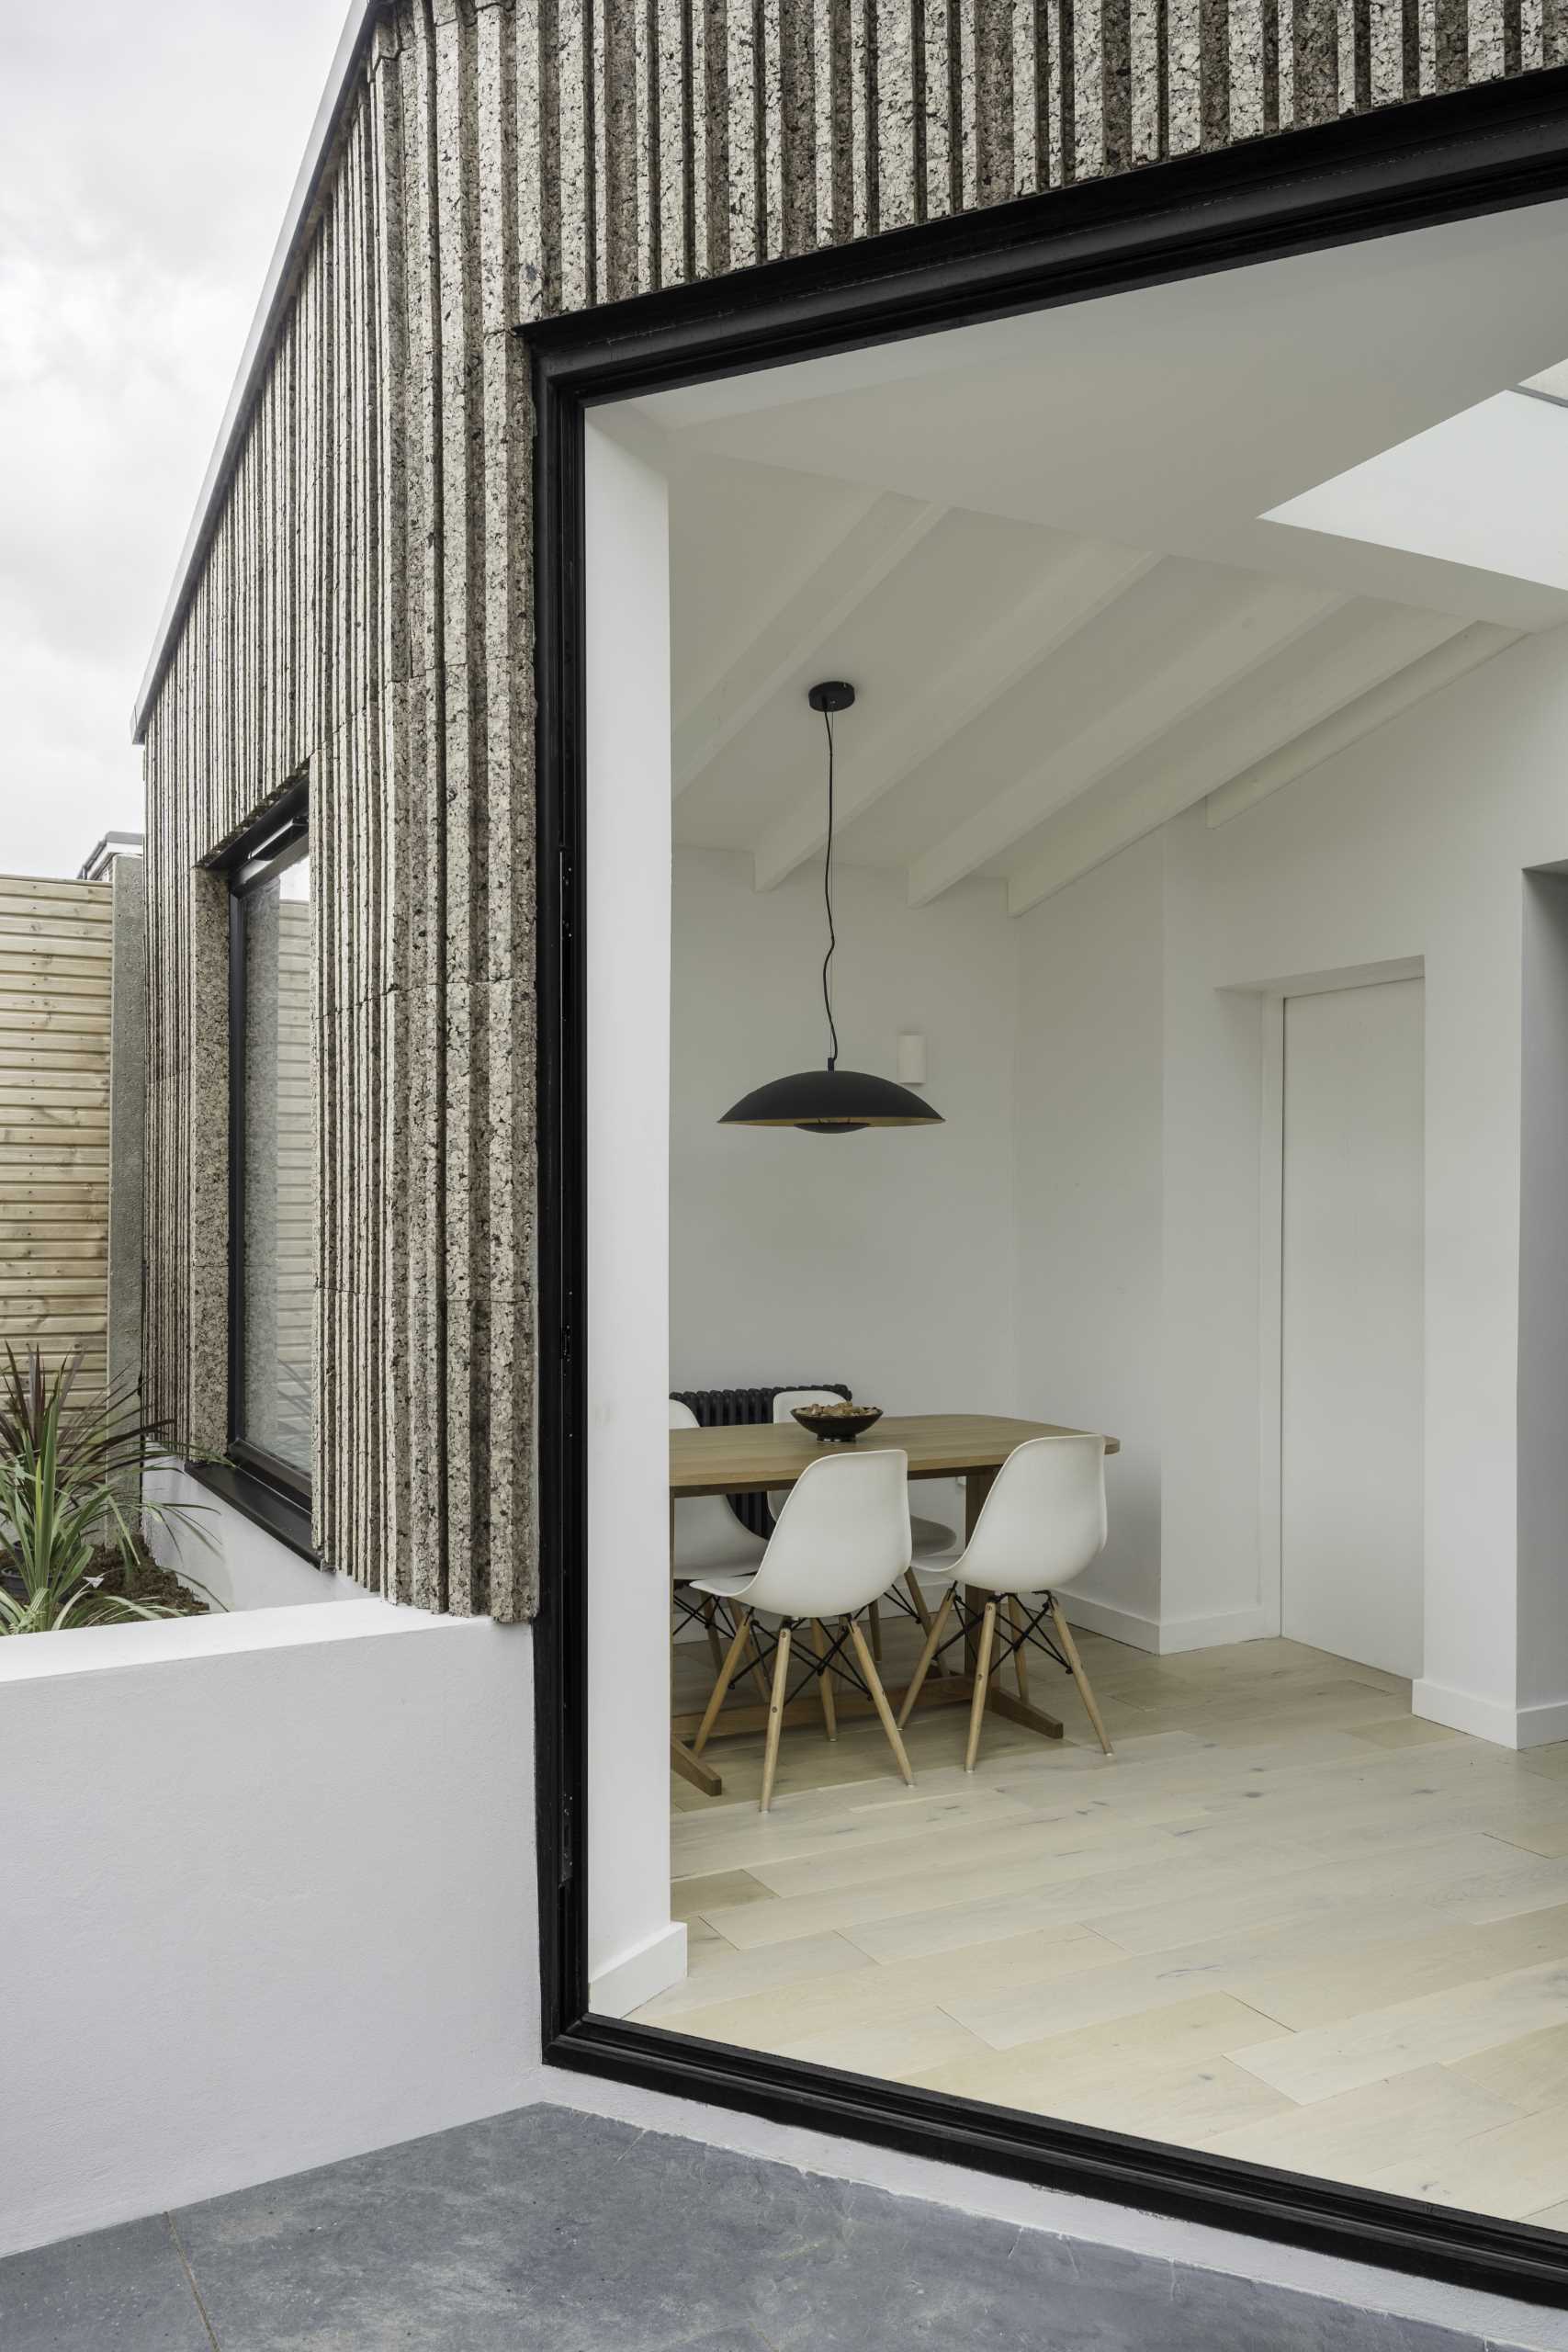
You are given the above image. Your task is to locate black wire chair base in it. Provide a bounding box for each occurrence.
[916,1589,1070,1683]
[677,1586,1076,1731]
[713,1607,884,1713]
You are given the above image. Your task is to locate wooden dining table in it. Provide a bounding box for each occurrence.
[670,1413,1120,1796]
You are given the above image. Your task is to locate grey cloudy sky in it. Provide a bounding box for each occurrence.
[1,0,348,877]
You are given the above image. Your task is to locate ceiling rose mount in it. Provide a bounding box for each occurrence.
[718,681,945,1136]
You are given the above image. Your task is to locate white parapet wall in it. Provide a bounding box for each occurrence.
[1,1543,539,2257]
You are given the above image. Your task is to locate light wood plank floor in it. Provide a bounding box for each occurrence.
[636,1617,1568,2228]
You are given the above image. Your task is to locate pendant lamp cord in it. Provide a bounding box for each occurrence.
[820,707,840,1070]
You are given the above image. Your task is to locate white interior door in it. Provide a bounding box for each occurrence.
[1280,978,1425,1678]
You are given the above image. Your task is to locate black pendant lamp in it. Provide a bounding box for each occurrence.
[719,682,945,1136]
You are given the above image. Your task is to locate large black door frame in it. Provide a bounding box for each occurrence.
[531,66,1568,2304]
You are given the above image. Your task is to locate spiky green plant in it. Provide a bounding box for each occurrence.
[0,1347,216,1634]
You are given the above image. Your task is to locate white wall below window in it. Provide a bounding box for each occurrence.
[1,1501,538,2259]
[144,1463,370,1610]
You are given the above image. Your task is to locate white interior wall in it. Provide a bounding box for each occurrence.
[1011,831,1165,1645]
[1277,978,1427,1678]
[1517,871,1568,1724]
[1168,630,1568,1739]
[1014,625,1568,1736]
[670,847,1017,1435]
[0,1524,537,2259]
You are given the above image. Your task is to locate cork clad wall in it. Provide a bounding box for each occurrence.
[137,0,1562,1620]
[236,895,316,1469]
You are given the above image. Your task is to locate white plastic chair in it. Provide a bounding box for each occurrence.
[688,1447,914,1810]
[670,1399,766,1674]
[772,1388,943,1655]
[898,1433,1113,1770]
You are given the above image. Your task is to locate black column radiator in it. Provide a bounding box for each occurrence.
[671,1382,852,1539]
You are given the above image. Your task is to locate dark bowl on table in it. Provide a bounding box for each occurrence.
[792,1403,884,1444]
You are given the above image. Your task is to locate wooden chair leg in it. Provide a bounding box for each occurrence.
[701,1595,724,1675]
[1007,1597,1030,1702]
[965,1600,998,1773]
[904,1565,943,1674]
[849,1616,914,1787]
[897,1585,954,1727]
[760,1623,794,1812]
[869,1598,883,1660]
[1050,1597,1113,1757]
[811,1619,838,1740]
[742,1617,772,1702]
[694,1606,753,1757]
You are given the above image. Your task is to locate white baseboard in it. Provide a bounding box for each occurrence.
[1057,1592,1163,1654]
[1415,1678,1568,1751]
[1154,1606,1275,1656]
[590,1919,688,2018]
[1519,1697,1568,1749]
[1055,1597,1275,1657]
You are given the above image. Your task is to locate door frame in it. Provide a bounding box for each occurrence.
[530,68,1568,2305]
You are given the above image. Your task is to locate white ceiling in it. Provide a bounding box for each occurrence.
[615,198,1568,915]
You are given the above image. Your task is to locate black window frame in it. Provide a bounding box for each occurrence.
[223,781,314,1517]
[529,65,1568,2310]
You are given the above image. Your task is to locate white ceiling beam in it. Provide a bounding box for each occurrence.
[672,493,945,795]
[671,484,878,730]
[750,540,1158,892]
[906,582,1340,906]
[1004,605,1487,915]
[1203,621,1520,829]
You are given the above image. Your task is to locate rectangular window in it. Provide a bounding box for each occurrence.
[228,797,313,1497]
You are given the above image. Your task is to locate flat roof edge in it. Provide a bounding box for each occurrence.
[130,0,388,746]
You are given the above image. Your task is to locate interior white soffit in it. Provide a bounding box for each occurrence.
[632,201,1568,909]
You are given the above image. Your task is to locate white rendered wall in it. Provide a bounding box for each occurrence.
[584,422,685,2015]
[0,1512,537,2258]
[1011,832,1165,1646]
[671,847,1016,1438]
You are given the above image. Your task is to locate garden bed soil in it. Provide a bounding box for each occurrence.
[89,1542,210,1619]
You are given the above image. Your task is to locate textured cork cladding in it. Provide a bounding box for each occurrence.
[137,0,1565,1619]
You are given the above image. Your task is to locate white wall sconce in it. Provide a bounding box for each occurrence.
[897,1031,928,1088]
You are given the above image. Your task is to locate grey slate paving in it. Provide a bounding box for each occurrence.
[0,2102,1532,2350]
[0,2213,212,2350]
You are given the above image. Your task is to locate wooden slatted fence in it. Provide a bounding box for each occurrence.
[0,874,112,1386]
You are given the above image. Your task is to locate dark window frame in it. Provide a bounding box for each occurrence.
[221,783,313,1516]
[529,65,1568,2308]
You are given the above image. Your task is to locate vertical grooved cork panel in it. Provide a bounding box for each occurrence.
[138,0,1554,1620]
